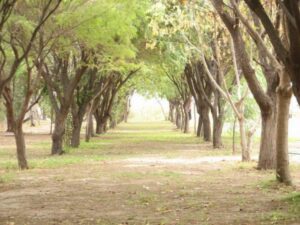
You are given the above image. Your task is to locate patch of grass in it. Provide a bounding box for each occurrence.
[257,179,295,194]
[155,171,182,178]
[264,211,288,224]
[0,171,15,183]
[29,155,108,169]
[263,193,300,224]
[283,192,300,215]
[235,161,257,170]
[0,160,18,170]
[257,179,285,192]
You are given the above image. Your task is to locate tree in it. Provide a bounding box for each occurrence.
[0,0,61,95]
[243,0,294,184]
[0,0,61,169]
[210,0,279,167]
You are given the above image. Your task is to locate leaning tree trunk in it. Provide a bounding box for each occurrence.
[51,111,67,155]
[14,121,28,169]
[276,72,292,184]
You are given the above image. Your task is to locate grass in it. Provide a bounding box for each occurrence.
[0,121,299,225]
[0,171,15,183]
[284,192,300,215]
[0,121,236,171]
[262,193,300,224]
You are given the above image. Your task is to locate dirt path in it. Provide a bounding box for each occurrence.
[0,122,299,225]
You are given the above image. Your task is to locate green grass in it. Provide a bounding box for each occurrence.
[262,192,300,224]
[0,171,16,183]
[0,121,282,182]
[284,192,300,215]
[29,155,108,169]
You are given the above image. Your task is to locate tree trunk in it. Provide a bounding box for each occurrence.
[96,121,105,134]
[197,115,202,137]
[246,127,256,158]
[276,73,292,184]
[213,116,223,148]
[30,109,35,127]
[71,114,83,148]
[51,112,67,155]
[175,105,182,129]
[110,119,117,129]
[232,117,236,154]
[258,111,277,169]
[14,122,28,169]
[239,116,250,161]
[6,103,14,132]
[85,109,94,142]
[169,103,175,123]
[201,107,211,141]
[183,108,189,133]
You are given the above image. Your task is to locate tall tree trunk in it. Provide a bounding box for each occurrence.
[258,111,277,169]
[212,116,223,148]
[14,122,28,169]
[201,107,211,141]
[51,111,67,155]
[71,114,84,148]
[276,72,292,184]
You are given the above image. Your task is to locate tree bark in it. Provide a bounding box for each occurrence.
[168,102,175,123]
[183,96,191,133]
[71,114,84,148]
[14,122,28,169]
[175,105,182,129]
[238,116,250,161]
[232,117,236,154]
[201,107,211,142]
[51,111,67,155]
[5,102,14,132]
[85,104,95,142]
[276,72,292,184]
[212,116,223,148]
[197,114,202,137]
[96,120,105,134]
[183,108,189,133]
[258,111,277,169]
